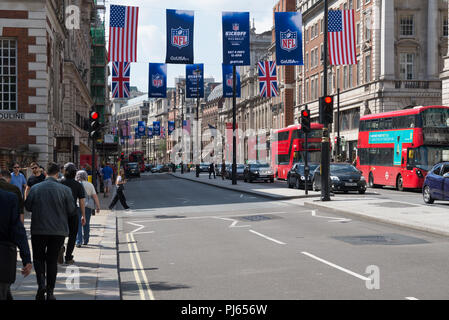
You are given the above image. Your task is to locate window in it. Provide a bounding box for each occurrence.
[365,55,371,83]
[356,23,361,45]
[400,53,414,80]
[356,0,361,10]
[0,39,17,111]
[343,66,348,89]
[400,15,414,37]
[359,148,394,166]
[357,59,361,85]
[305,52,309,71]
[443,16,448,37]
[348,0,353,9]
[365,16,371,41]
[348,65,353,89]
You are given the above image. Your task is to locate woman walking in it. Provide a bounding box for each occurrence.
[75,171,100,247]
[108,168,130,210]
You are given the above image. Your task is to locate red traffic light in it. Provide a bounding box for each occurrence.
[301,110,309,117]
[324,96,333,104]
[90,111,99,120]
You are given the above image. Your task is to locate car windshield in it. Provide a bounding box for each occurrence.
[408,146,449,171]
[251,164,270,168]
[296,164,319,174]
[330,164,359,174]
[129,163,138,168]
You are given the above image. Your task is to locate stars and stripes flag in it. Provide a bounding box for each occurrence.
[109,4,139,62]
[328,10,357,65]
[258,61,279,97]
[112,62,130,98]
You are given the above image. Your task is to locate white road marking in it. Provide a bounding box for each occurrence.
[127,222,145,234]
[126,233,145,300]
[311,210,351,223]
[132,231,155,235]
[128,233,155,300]
[405,297,419,300]
[216,217,251,228]
[301,251,370,281]
[249,230,286,245]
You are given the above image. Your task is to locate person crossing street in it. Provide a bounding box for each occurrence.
[209,162,216,179]
[108,168,130,210]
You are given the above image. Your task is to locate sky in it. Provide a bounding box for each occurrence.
[105,0,277,92]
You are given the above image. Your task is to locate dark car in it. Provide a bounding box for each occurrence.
[422,162,449,204]
[151,165,164,173]
[287,163,319,189]
[244,163,274,183]
[312,163,366,194]
[126,162,140,178]
[199,163,211,173]
[145,164,152,172]
[225,164,245,180]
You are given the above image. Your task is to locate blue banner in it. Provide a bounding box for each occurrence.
[166,9,194,64]
[275,12,303,66]
[148,63,167,98]
[186,64,204,98]
[153,121,161,136]
[168,121,175,135]
[148,127,153,139]
[137,121,146,138]
[222,12,250,66]
[222,64,241,98]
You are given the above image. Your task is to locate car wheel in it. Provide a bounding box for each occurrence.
[270,178,274,183]
[423,185,434,204]
[358,189,366,194]
[396,174,404,192]
[312,179,318,191]
[244,175,247,182]
[287,176,293,188]
[295,178,300,190]
[368,172,378,188]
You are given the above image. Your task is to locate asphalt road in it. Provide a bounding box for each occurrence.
[117,173,449,300]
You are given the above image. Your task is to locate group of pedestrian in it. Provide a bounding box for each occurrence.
[0,161,104,300]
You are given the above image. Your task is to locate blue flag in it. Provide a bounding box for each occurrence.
[222,64,241,98]
[134,127,139,139]
[137,121,146,137]
[275,12,303,66]
[148,127,153,139]
[222,12,250,66]
[149,63,167,98]
[166,9,194,64]
[186,64,204,98]
[153,121,161,136]
[168,121,175,135]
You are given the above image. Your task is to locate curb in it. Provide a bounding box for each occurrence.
[169,173,320,201]
[303,201,449,238]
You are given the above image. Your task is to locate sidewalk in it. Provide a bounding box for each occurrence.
[170,171,321,200]
[11,195,120,300]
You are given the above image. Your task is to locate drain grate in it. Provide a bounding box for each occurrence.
[369,202,419,208]
[333,233,429,246]
[154,215,186,219]
[239,215,273,222]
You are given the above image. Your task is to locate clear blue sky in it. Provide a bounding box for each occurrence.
[106,0,276,91]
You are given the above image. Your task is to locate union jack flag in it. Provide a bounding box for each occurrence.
[258,61,279,98]
[112,62,130,98]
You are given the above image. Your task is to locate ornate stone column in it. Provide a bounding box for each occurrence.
[427,0,439,80]
[380,0,395,80]
[441,2,449,105]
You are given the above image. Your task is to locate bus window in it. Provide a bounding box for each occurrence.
[276,154,290,165]
[273,131,290,142]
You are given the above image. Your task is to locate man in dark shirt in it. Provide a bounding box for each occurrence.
[60,163,86,265]
[25,162,45,199]
[0,170,25,224]
[0,189,32,300]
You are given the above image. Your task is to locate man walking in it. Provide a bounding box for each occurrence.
[0,189,32,300]
[221,161,226,181]
[25,162,76,300]
[101,163,113,198]
[10,163,27,196]
[24,162,45,199]
[209,162,216,179]
[60,163,86,265]
[0,170,25,224]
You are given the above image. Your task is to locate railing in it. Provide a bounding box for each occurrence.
[394,80,442,89]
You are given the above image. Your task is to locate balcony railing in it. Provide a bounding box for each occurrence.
[394,80,442,90]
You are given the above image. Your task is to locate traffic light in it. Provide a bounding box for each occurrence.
[334,136,340,147]
[120,152,125,161]
[300,109,311,133]
[319,95,334,125]
[89,111,101,140]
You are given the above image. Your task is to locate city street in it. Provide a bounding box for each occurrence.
[117,173,449,300]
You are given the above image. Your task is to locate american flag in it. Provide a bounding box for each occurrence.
[112,62,130,98]
[258,61,279,98]
[328,10,357,65]
[109,4,139,62]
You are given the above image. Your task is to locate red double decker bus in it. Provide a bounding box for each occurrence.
[271,123,323,180]
[357,106,449,191]
[129,151,145,173]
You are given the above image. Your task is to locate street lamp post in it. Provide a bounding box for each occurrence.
[232,65,237,185]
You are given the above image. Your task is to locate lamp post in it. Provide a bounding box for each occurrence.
[180,87,185,174]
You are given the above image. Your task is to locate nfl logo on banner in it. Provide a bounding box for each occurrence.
[280,30,297,52]
[171,27,189,49]
[232,23,239,31]
[226,74,233,87]
[152,74,163,88]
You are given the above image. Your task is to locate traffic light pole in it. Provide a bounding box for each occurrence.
[304,105,309,196]
[337,87,340,160]
[321,0,331,201]
[92,137,97,192]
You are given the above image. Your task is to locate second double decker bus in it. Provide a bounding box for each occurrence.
[357,106,449,191]
[271,123,323,180]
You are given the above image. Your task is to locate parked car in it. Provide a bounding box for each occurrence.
[225,164,245,180]
[199,163,211,173]
[312,163,366,194]
[423,162,449,204]
[145,164,152,172]
[126,162,141,178]
[244,163,274,183]
[151,164,169,173]
[287,163,319,189]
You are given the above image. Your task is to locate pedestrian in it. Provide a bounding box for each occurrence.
[75,170,100,247]
[221,161,226,181]
[24,162,45,200]
[24,162,76,300]
[101,163,113,198]
[0,188,32,300]
[0,170,25,224]
[59,163,86,265]
[209,162,215,179]
[196,164,200,177]
[10,163,27,196]
[108,168,130,210]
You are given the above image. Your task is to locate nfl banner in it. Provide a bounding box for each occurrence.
[183,120,191,135]
[148,127,153,139]
[186,64,204,98]
[222,64,241,98]
[148,63,167,98]
[222,12,250,65]
[153,121,161,136]
[138,121,146,137]
[168,121,175,135]
[166,9,194,64]
[134,127,139,139]
[275,12,303,66]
